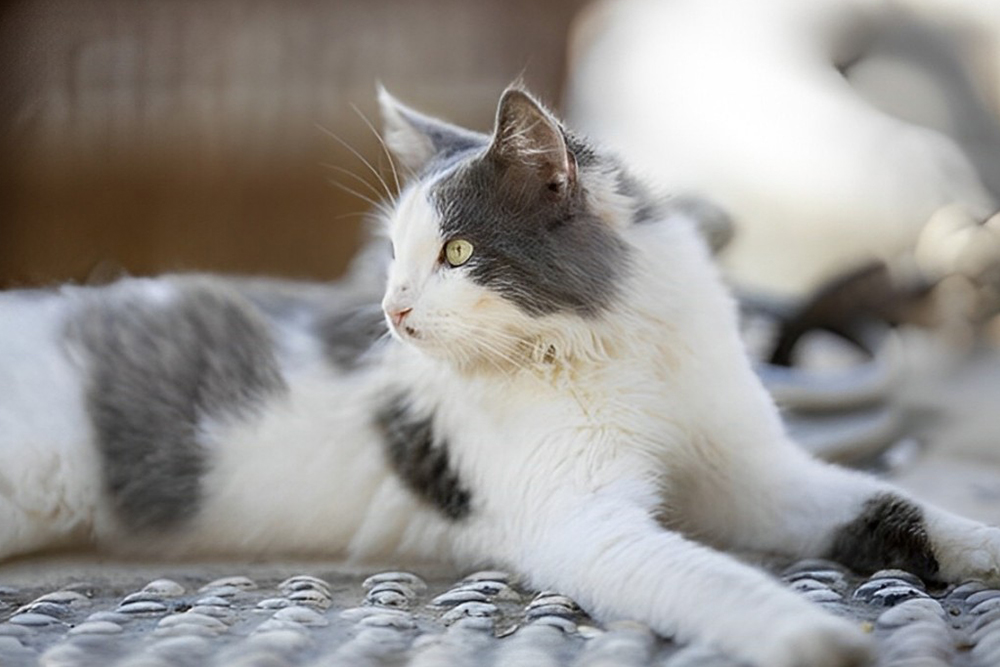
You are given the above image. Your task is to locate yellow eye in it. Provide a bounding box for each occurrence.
[444,239,474,267]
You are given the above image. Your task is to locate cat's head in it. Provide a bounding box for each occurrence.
[378,85,643,371]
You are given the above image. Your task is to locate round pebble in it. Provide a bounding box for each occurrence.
[279,578,332,598]
[158,612,228,632]
[68,621,123,635]
[358,612,418,630]
[946,581,990,601]
[870,585,928,606]
[870,569,925,590]
[340,606,413,622]
[8,612,62,626]
[273,605,329,627]
[257,597,292,610]
[525,603,581,620]
[441,601,499,625]
[148,635,213,660]
[801,588,844,604]
[451,615,497,632]
[142,579,185,597]
[971,596,1000,616]
[280,574,331,588]
[253,618,311,636]
[117,600,169,615]
[876,598,946,630]
[367,589,411,609]
[368,580,417,598]
[462,570,513,584]
[201,576,257,591]
[456,581,521,601]
[247,627,314,652]
[288,589,331,609]
[17,601,74,618]
[530,615,577,633]
[528,593,580,610]
[783,569,847,588]
[194,595,232,607]
[85,611,131,624]
[855,578,923,601]
[0,623,32,637]
[882,621,954,661]
[186,605,234,623]
[196,584,241,598]
[430,589,490,607]
[34,591,91,608]
[362,571,427,591]
[964,589,1000,607]
[153,623,221,638]
[120,591,166,606]
[789,578,831,593]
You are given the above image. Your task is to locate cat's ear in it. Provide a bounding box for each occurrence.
[488,88,576,199]
[378,86,487,177]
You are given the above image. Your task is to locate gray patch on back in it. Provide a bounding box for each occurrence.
[68,279,287,531]
[430,134,631,317]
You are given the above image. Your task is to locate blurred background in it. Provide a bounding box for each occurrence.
[0,0,586,288]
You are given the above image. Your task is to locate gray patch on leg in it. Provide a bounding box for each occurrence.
[374,393,471,520]
[68,279,287,531]
[829,493,940,581]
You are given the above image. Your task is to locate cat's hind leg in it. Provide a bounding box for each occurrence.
[686,440,1000,585]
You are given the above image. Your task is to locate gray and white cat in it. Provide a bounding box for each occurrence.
[2,86,999,667]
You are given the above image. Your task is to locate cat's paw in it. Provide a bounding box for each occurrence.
[755,615,875,667]
[935,523,1000,585]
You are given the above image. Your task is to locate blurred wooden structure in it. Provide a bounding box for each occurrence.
[0,0,585,287]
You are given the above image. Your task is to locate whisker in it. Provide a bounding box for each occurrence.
[316,122,395,202]
[350,103,409,194]
[326,177,391,214]
[321,163,388,204]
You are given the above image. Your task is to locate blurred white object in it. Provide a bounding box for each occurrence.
[566,0,1000,299]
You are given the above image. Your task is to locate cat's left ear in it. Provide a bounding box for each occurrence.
[488,88,577,199]
[378,86,487,177]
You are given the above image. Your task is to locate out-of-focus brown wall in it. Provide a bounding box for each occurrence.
[0,0,587,288]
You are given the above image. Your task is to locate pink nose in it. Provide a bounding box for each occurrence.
[388,307,412,328]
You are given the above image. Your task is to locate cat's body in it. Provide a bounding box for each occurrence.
[3,86,1000,667]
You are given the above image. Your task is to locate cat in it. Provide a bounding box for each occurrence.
[3,85,1000,667]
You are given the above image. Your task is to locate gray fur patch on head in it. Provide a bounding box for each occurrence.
[375,393,471,521]
[67,279,287,532]
[430,132,630,317]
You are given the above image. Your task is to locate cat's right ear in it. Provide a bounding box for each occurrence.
[378,86,487,178]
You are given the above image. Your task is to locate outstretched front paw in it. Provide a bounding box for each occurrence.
[935,523,1000,585]
[757,615,874,667]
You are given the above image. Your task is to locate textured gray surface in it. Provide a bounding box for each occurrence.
[0,558,996,666]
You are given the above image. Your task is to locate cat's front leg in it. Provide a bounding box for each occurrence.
[502,484,874,667]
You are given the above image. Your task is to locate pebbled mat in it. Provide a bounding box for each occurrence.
[0,559,997,666]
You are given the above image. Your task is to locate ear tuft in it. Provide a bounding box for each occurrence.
[490,88,576,197]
